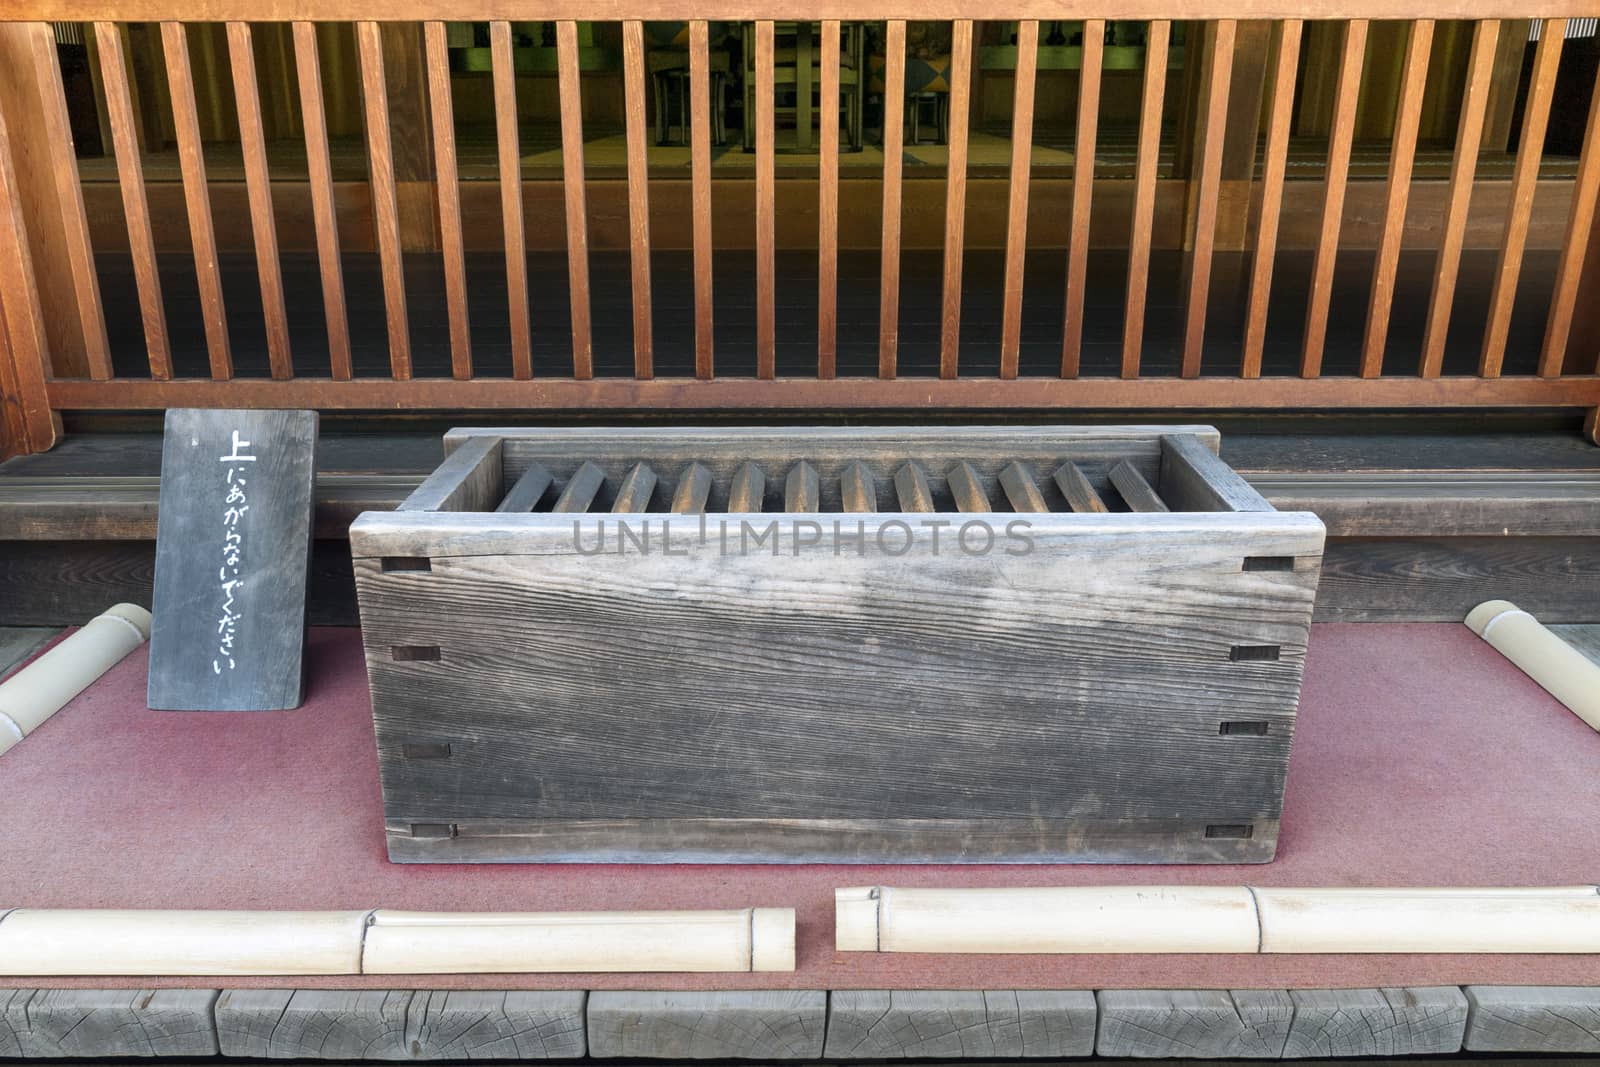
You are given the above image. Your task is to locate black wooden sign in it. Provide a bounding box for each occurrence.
[148,409,318,711]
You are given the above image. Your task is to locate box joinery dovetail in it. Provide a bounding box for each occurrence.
[351,427,1325,864]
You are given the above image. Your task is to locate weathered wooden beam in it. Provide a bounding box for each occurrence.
[785,461,819,512]
[1109,459,1168,512]
[840,460,876,512]
[587,991,825,1059]
[825,990,1096,1058]
[671,462,713,514]
[496,463,553,513]
[894,462,934,512]
[946,461,990,512]
[1053,462,1108,514]
[728,461,765,512]
[553,461,605,513]
[998,461,1047,512]
[611,461,658,513]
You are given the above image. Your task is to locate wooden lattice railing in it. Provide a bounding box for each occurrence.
[1,3,1599,458]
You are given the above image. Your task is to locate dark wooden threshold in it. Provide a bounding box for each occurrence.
[1,423,1596,627]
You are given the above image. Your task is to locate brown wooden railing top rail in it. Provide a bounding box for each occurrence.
[3,10,1600,460]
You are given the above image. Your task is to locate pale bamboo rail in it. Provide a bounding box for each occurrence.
[1,5,1599,459]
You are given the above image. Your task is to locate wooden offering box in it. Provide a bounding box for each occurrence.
[351,427,1325,864]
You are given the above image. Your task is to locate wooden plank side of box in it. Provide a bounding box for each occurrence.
[351,511,1323,864]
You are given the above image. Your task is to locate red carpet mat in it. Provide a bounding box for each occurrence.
[1,624,1597,991]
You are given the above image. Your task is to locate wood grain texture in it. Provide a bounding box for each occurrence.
[496,462,552,513]
[1480,20,1565,378]
[938,20,973,380]
[400,435,502,513]
[424,21,471,379]
[690,19,714,378]
[1251,471,1600,538]
[1283,987,1467,1058]
[586,991,824,1059]
[356,21,412,379]
[1463,986,1600,1052]
[353,436,1321,864]
[162,22,231,379]
[94,22,170,380]
[784,460,820,512]
[755,20,775,379]
[1542,62,1600,376]
[1419,19,1499,378]
[491,20,531,379]
[1242,19,1301,379]
[0,91,60,457]
[227,21,292,380]
[825,990,1096,1059]
[840,460,877,512]
[893,462,933,513]
[1109,459,1168,512]
[878,20,906,379]
[1180,19,1235,379]
[552,461,605,513]
[0,990,219,1058]
[216,989,587,1060]
[728,461,765,512]
[1300,18,1366,379]
[946,461,991,512]
[622,21,653,378]
[817,19,840,378]
[1121,19,1169,379]
[1359,20,1432,377]
[671,462,713,513]
[291,21,351,380]
[556,20,593,380]
[1160,433,1274,513]
[1053,462,1108,513]
[999,19,1037,380]
[1094,990,1295,1058]
[147,409,318,711]
[611,461,658,513]
[1060,19,1102,378]
[998,461,1046,512]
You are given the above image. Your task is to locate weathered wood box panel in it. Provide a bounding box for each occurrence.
[351,427,1324,864]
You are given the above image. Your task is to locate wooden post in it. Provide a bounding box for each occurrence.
[1216,21,1272,251]
[0,23,110,381]
[381,23,437,252]
[0,91,61,458]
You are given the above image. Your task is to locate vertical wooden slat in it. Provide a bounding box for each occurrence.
[755,20,776,379]
[95,22,170,380]
[1420,19,1500,378]
[423,21,470,379]
[0,96,59,454]
[1240,18,1301,379]
[356,21,412,380]
[1121,19,1170,379]
[292,22,351,380]
[689,19,714,379]
[878,19,906,379]
[621,20,653,379]
[1540,61,1600,377]
[162,22,232,379]
[1481,19,1565,378]
[226,22,291,380]
[1358,20,1432,377]
[1061,19,1104,377]
[818,19,840,379]
[490,20,530,380]
[555,21,593,380]
[1180,19,1235,379]
[938,19,973,380]
[999,19,1039,380]
[1300,18,1366,379]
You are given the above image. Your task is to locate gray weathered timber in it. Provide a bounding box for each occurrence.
[610,463,658,513]
[727,462,765,512]
[1095,990,1294,1058]
[998,462,1047,512]
[0,627,57,679]
[552,462,605,513]
[1161,434,1275,513]
[785,461,819,512]
[1109,460,1169,513]
[1550,624,1600,668]
[671,463,713,514]
[1053,462,1108,513]
[894,462,934,512]
[841,461,877,512]
[0,989,220,1057]
[215,989,587,1060]
[946,462,991,512]
[399,436,501,513]
[587,990,825,1059]
[1463,986,1600,1052]
[824,990,1096,1058]
[494,463,552,514]
[1283,988,1467,1058]
[354,427,1321,864]
[147,409,318,711]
